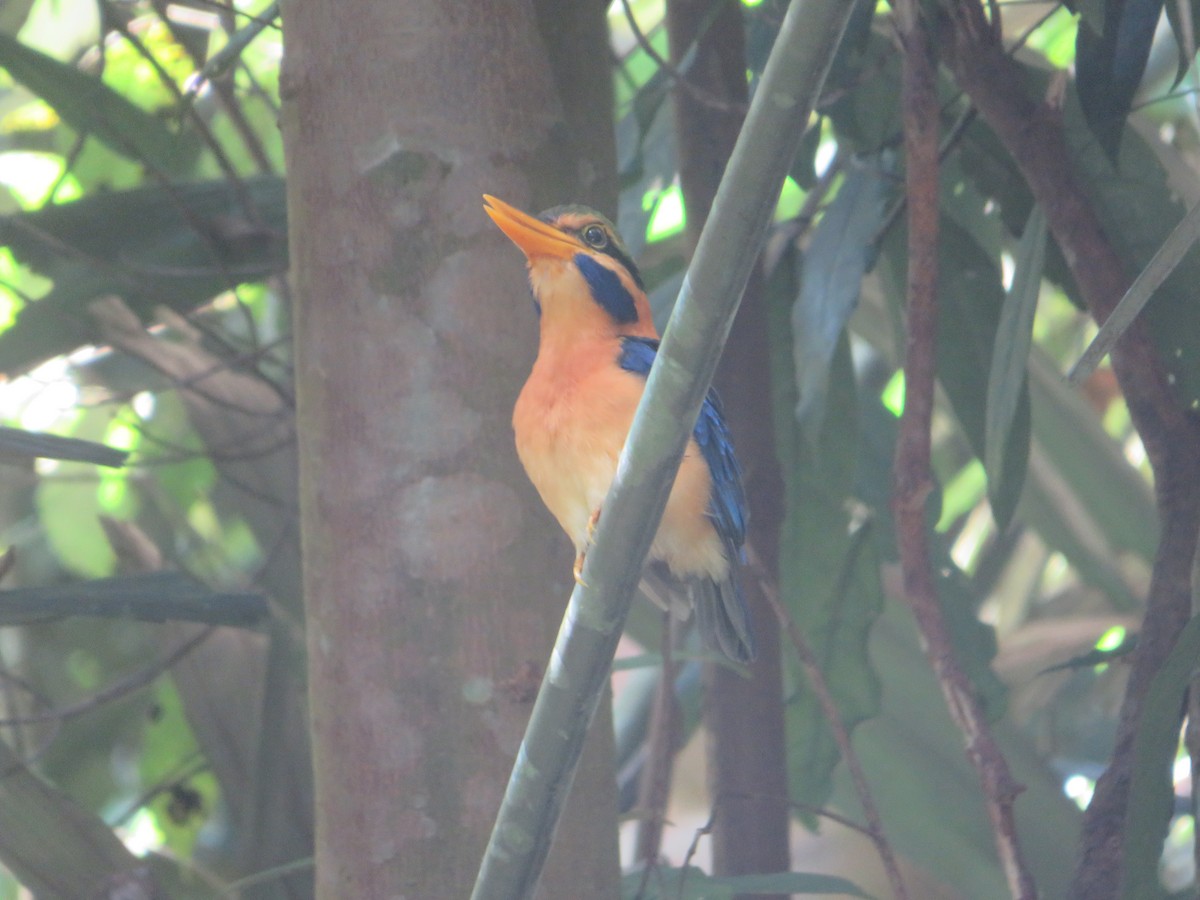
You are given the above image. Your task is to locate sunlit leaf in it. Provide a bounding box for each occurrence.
[0,176,287,374]
[0,33,185,173]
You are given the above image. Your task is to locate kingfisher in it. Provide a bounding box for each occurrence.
[483,194,755,663]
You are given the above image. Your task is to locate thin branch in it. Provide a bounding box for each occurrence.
[678,807,717,898]
[0,627,214,727]
[893,3,1037,898]
[747,547,909,900]
[617,0,746,114]
[633,614,679,871]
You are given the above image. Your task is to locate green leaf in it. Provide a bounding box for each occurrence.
[1069,196,1200,385]
[832,599,1080,899]
[768,250,883,816]
[1118,616,1200,900]
[0,176,287,374]
[1062,87,1200,407]
[1074,0,1165,159]
[878,214,1031,528]
[0,32,184,173]
[793,152,889,431]
[936,219,1031,528]
[985,206,1045,530]
[1163,0,1197,88]
[36,474,114,577]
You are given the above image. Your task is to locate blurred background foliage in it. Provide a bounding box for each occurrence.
[0,0,1195,897]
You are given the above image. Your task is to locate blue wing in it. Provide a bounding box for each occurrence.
[617,337,747,551]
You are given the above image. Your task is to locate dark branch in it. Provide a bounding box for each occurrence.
[893,3,1037,897]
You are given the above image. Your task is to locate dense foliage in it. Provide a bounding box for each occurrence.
[0,0,1197,897]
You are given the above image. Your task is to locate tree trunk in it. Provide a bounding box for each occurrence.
[280,1,620,895]
[667,1,791,892]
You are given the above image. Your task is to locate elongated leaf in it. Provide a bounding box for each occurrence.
[1075,0,1166,159]
[879,215,1031,528]
[985,206,1046,530]
[960,70,1200,407]
[1062,72,1200,406]
[0,572,268,627]
[0,176,287,374]
[768,250,883,815]
[1163,0,1197,87]
[1118,616,1200,900]
[793,153,889,430]
[0,32,184,172]
[1069,197,1200,383]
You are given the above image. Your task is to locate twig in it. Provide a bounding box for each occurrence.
[634,613,680,875]
[788,801,885,841]
[678,807,717,900]
[747,547,909,900]
[893,3,1037,898]
[618,0,746,114]
[0,627,213,727]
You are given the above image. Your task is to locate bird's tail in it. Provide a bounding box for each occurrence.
[691,576,756,664]
[639,563,756,664]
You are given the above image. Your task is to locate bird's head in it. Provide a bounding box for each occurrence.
[484,194,656,340]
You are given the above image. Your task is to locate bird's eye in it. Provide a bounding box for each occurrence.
[582,224,608,249]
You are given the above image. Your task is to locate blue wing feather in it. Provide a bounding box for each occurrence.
[617,336,747,550]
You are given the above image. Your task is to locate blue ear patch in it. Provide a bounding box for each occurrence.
[574,253,639,324]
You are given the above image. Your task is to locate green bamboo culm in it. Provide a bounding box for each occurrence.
[469,2,859,897]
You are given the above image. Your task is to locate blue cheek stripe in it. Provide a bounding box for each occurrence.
[574,253,639,324]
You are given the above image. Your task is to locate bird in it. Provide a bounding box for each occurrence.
[482,194,755,663]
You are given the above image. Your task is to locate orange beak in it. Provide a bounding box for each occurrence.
[483,194,581,261]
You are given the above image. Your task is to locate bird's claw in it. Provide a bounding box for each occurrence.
[587,507,601,541]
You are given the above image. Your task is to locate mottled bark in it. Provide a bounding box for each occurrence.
[280,2,619,896]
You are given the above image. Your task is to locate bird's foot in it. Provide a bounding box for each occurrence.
[586,507,601,541]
